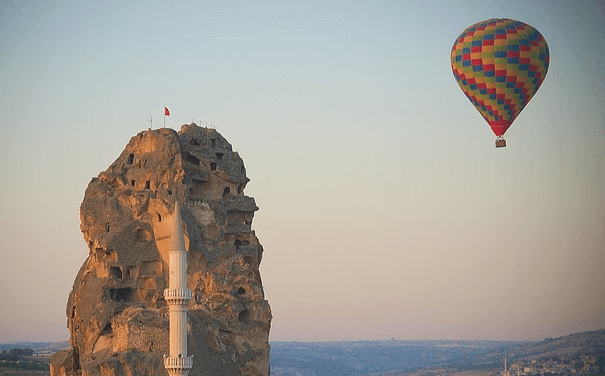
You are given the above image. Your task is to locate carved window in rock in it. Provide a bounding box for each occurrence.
[157,213,162,222]
[215,152,224,160]
[131,180,135,187]
[110,266,123,280]
[222,187,230,198]
[145,180,150,189]
[127,154,134,164]
[125,267,134,278]
[185,153,200,166]
[211,138,216,147]
[235,238,249,251]
[238,309,250,323]
[210,162,217,171]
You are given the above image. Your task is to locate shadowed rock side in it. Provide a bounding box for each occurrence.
[50,124,271,376]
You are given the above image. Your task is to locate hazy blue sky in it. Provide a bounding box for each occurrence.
[1,0,603,343]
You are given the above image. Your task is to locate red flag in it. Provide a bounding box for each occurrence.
[164,107,170,116]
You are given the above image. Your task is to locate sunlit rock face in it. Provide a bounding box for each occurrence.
[50,124,271,376]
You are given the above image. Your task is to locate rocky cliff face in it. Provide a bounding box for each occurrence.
[51,124,271,376]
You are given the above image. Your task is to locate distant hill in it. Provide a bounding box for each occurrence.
[269,339,524,376]
[270,329,605,376]
[483,328,605,361]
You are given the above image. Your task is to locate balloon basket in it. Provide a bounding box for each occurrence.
[495,137,506,148]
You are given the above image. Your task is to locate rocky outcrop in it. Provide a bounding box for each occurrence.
[51,124,271,376]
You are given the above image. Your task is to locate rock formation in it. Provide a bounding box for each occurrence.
[51,124,271,376]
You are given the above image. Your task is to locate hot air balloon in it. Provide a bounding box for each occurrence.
[451,19,549,147]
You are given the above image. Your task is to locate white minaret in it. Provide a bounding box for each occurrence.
[164,203,193,376]
[504,354,508,376]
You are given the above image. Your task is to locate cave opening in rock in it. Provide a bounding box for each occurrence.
[109,288,136,303]
[238,309,250,323]
[145,180,150,189]
[235,239,249,250]
[223,187,230,198]
[238,287,246,295]
[135,229,152,242]
[156,298,167,308]
[185,153,200,166]
[127,154,134,164]
[110,266,122,280]
[216,152,224,160]
[210,162,217,171]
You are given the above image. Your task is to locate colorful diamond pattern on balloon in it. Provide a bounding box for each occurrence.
[451,18,549,136]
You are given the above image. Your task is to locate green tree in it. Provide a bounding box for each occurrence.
[8,348,34,357]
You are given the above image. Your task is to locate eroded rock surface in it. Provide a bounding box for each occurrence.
[51,124,271,376]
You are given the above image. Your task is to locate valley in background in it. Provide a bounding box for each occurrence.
[2,329,604,376]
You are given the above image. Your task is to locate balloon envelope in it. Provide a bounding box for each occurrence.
[451,19,549,137]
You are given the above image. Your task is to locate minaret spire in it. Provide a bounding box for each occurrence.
[504,354,508,376]
[164,202,193,376]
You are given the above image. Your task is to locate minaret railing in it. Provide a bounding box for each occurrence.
[164,288,192,305]
[163,355,194,369]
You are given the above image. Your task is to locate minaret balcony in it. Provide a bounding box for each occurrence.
[164,288,192,305]
[164,355,193,370]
